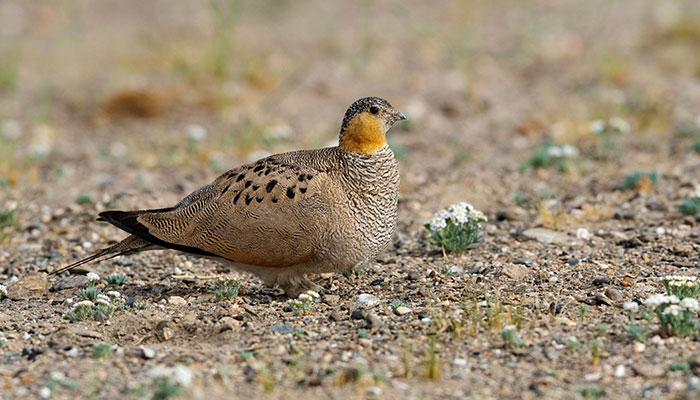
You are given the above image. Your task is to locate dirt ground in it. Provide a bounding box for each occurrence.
[2,1,700,399]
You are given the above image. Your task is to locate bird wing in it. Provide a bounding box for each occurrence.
[99,154,333,268]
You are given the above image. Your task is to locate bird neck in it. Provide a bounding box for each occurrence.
[339,113,387,155]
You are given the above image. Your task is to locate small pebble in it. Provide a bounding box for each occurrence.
[614,365,626,378]
[168,296,187,305]
[140,346,156,359]
[394,306,412,316]
[633,342,646,353]
[355,293,380,308]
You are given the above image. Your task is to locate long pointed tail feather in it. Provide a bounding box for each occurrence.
[52,235,154,275]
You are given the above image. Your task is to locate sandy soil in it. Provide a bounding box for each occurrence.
[1,1,700,399]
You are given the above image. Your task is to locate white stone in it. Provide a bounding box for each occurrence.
[168,296,187,305]
[615,365,626,378]
[355,293,380,308]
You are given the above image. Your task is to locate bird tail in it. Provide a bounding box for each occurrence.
[52,235,155,275]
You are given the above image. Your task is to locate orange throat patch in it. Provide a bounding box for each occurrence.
[339,113,387,154]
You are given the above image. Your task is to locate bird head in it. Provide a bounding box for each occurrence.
[338,97,407,155]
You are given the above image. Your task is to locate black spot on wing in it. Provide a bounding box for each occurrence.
[286,186,296,199]
[252,184,259,191]
[299,187,307,194]
[253,165,264,172]
[244,180,252,188]
[271,196,278,203]
[256,195,264,203]
[236,174,246,182]
[266,180,277,192]
[245,193,253,205]
[298,173,305,182]
[233,191,242,205]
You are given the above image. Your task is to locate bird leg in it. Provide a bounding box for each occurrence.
[280,276,322,298]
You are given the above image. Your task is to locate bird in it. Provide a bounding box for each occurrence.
[54,97,406,297]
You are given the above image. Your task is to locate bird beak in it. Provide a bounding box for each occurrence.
[395,111,407,121]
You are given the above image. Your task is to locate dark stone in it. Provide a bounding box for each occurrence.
[369,279,383,286]
[592,278,610,286]
[350,310,366,320]
[566,258,581,266]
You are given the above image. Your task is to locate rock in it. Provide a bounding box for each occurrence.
[592,278,610,286]
[140,346,156,359]
[329,311,343,322]
[633,342,646,353]
[673,244,693,255]
[218,317,238,332]
[148,365,194,386]
[351,310,367,320]
[6,274,48,299]
[355,293,380,308]
[604,288,623,303]
[407,271,421,281]
[566,258,581,266]
[620,277,635,287]
[50,275,88,291]
[394,306,412,316]
[634,365,665,378]
[168,296,187,305]
[271,324,293,334]
[359,338,372,347]
[614,365,626,378]
[522,228,581,247]
[364,312,383,330]
[323,295,340,305]
[502,264,530,279]
[75,330,103,339]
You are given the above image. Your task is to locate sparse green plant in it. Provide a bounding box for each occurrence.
[694,139,700,153]
[662,276,700,299]
[669,362,690,372]
[565,336,580,351]
[358,329,369,339]
[133,301,149,310]
[440,265,452,275]
[75,194,93,205]
[425,202,487,254]
[589,118,629,160]
[578,385,603,398]
[0,210,17,243]
[240,351,253,361]
[287,290,320,315]
[618,171,658,191]
[590,339,602,366]
[677,196,700,216]
[293,327,303,339]
[423,338,441,380]
[579,305,588,320]
[76,285,102,301]
[152,377,181,400]
[500,325,521,348]
[0,336,6,348]
[92,343,112,359]
[105,274,128,286]
[215,277,240,300]
[521,143,578,172]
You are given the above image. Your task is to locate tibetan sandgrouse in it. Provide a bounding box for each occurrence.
[55,97,406,296]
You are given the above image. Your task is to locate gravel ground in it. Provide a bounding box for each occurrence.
[2,1,700,399]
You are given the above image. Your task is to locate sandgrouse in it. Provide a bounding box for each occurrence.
[55,97,406,296]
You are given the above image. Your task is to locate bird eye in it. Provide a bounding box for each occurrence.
[369,106,379,115]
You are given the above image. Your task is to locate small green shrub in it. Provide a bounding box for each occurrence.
[677,196,700,216]
[105,274,128,286]
[618,171,658,191]
[425,202,487,254]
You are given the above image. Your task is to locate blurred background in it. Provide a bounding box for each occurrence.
[1,0,699,242]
